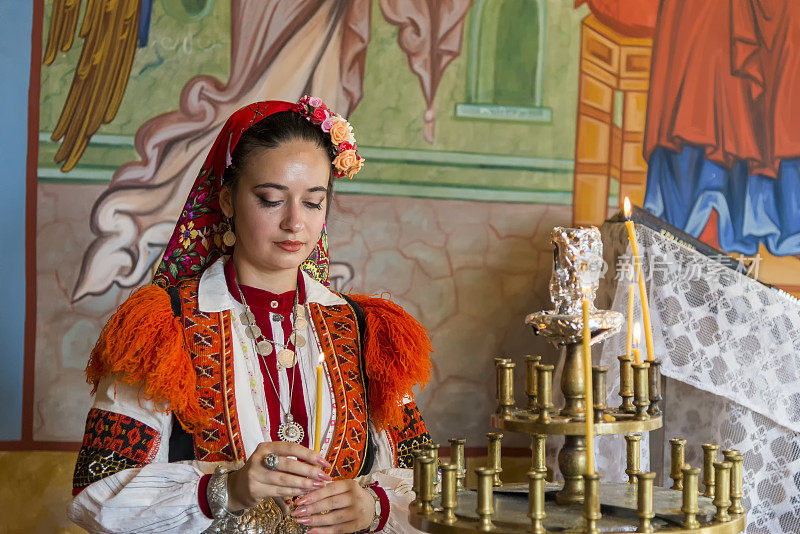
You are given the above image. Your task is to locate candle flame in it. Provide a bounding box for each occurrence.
[633,322,641,345]
[623,197,632,219]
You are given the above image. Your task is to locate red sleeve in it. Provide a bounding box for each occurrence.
[198,474,213,519]
[370,482,390,532]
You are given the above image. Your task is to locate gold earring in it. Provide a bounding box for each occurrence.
[223,216,236,246]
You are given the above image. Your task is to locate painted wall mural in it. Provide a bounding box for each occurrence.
[4,0,800,531]
[644,0,800,261]
[30,0,590,450]
[572,0,800,291]
[50,0,374,299]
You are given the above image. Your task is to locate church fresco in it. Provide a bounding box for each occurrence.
[31,0,587,446]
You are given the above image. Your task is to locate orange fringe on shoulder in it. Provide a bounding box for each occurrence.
[348,294,432,431]
[86,285,209,432]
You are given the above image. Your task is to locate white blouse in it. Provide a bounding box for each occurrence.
[67,258,420,534]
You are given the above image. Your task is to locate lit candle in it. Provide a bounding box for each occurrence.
[582,285,595,475]
[623,197,656,362]
[632,322,642,365]
[314,356,325,452]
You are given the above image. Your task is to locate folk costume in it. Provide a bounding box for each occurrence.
[68,99,433,533]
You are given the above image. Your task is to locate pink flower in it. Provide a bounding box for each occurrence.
[308,96,322,108]
[338,141,354,151]
[321,117,336,133]
[311,107,329,123]
[163,245,176,260]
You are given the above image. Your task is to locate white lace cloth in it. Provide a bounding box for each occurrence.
[596,222,800,534]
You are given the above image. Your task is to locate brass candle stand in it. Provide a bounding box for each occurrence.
[490,353,662,504]
[408,435,747,533]
[509,226,659,504]
[408,227,747,533]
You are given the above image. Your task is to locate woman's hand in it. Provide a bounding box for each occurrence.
[290,479,376,533]
[226,441,333,511]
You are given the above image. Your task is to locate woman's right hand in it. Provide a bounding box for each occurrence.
[226,441,333,511]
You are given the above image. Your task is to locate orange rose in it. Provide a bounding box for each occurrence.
[329,118,352,145]
[345,157,364,179]
[333,149,363,178]
[333,149,358,171]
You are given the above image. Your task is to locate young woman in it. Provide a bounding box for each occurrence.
[68,98,432,534]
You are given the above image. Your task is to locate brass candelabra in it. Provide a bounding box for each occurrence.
[409,435,746,533]
[407,227,747,533]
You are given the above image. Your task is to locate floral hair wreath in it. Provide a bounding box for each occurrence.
[295,95,364,179]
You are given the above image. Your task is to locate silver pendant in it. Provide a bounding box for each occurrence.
[277,420,304,443]
[240,309,256,324]
[294,304,306,318]
[277,348,296,368]
[256,340,273,356]
[272,313,284,322]
[245,325,262,339]
[294,318,308,330]
[289,332,306,348]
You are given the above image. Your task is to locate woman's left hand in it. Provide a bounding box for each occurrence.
[291,479,375,533]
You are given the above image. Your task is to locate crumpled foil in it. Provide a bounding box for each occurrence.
[526,226,623,346]
[549,226,604,315]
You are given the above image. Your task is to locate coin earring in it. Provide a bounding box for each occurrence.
[223,216,236,247]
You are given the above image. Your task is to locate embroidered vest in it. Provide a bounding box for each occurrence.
[173,279,370,479]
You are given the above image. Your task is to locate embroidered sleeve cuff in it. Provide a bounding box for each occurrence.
[370,481,390,532]
[198,474,213,519]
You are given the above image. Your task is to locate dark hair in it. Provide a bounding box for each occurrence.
[222,110,336,210]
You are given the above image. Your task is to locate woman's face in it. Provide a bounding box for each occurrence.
[220,139,330,276]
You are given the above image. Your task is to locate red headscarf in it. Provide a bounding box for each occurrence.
[152,100,335,288]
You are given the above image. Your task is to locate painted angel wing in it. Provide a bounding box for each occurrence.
[43,0,141,172]
[43,0,82,63]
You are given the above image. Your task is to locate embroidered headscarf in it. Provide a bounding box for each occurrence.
[152,98,363,288]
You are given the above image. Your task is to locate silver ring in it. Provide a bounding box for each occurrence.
[263,453,280,471]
